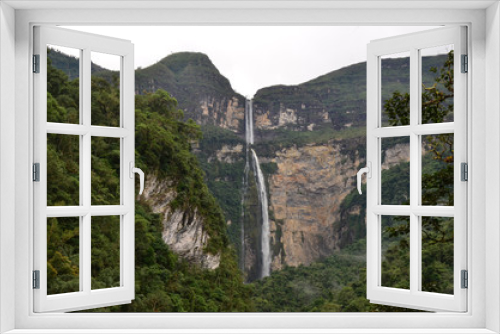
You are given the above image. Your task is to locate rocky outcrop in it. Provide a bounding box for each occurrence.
[382,143,411,170]
[135,52,246,134]
[208,143,244,163]
[264,140,410,270]
[253,102,331,133]
[265,141,361,269]
[196,96,245,133]
[141,174,220,269]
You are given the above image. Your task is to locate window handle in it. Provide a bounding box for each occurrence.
[129,162,145,195]
[357,162,371,195]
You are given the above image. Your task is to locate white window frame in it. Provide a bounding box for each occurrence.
[1,1,499,333]
[366,26,467,312]
[33,26,136,313]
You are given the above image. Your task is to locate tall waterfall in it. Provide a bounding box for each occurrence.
[245,100,254,145]
[251,149,271,278]
[241,99,271,279]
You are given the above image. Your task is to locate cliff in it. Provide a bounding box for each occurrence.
[256,139,409,270]
[252,55,447,139]
[141,174,221,269]
[135,52,246,133]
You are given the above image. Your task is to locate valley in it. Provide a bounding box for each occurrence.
[47,47,453,312]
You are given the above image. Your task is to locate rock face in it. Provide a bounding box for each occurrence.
[208,144,244,164]
[264,140,410,270]
[265,141,362,269]
[141,174,221,269]
[254,101,330,133]
[198,96,245,133]
[135,52,246,134]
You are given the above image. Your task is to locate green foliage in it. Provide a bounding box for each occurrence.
[47,217,79,295]
[198,125,245,153]
[253,127,366,158]
[46,54,252,312]
[377,50,455,295]
[135,52,245,132]
[250,240,414,312]
[253,54,447,134]
[383,91,410,126]
[194,125,247,262]
[47,47,115,82]
[89,202,254,312]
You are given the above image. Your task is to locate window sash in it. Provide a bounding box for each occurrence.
[33,25,135,313]
[366,26,467,312]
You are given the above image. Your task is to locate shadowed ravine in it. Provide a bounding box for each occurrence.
[242,99,271,279]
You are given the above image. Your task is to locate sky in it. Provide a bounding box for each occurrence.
[64,26,438,97]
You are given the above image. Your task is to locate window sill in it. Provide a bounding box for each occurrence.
[4,329,497,334]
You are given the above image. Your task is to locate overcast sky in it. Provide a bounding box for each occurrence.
[65,26,438,97]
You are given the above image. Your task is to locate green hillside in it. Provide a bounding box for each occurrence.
[46,55,254,312]
[47,47,113,81]
[136,52,245,124]
[253,55,447,135]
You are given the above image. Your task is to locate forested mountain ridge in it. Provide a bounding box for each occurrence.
[135,52,246,133]
[47,48,117,82]
[252,55,447,139]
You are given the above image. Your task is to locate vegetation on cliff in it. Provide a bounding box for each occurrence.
[252,54,448,147]
[46,50,254,311]
[135,52,246,130]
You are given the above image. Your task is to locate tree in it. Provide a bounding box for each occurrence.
[383,51,455,294]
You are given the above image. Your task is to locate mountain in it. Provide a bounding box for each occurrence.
[47,47,111,81]
[135,52,246,133]
[252,55,447,139]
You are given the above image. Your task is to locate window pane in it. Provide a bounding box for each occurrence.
[381,215,410,289]
[47,217,80,295]
[421,44,454,124]
[47,134,80,206]
[47,45,80,124]
[422,133,454,206]
[381,51,410,127]
[381,137,410,205]
[91,137,121,205]
[91,216,120,290]
[91,52,121,127]
[421,217,454,294]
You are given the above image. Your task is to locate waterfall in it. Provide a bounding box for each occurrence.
[251,148,271,278]
[245,100,254,145]
[241,99,271,278]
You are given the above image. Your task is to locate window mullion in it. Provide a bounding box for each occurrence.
[409,47,420,295]
[82,48,92,294]
[78,48,84,293]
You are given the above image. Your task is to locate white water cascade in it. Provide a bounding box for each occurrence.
[241,99,271,278]
[251,148,271,278]
[245,100,254,145]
